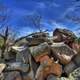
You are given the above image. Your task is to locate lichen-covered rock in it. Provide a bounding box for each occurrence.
[53,28,76,42]
[35,58,62,80]
[64,61,77,75]
[29,42,50,62]
[7,62,29,72]
[51,42,76,65]
[57,67,80,80]
[3,71,21,80]
[72,54,80,67]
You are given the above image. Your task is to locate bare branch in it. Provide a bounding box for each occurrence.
[27,13,42,32]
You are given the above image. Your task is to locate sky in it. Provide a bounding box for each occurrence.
[0,0,80,37]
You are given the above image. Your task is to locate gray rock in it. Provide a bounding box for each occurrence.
[47,74,57,80]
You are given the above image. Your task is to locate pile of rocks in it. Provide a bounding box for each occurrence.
[0,28,80,80]
[29,28,80,80]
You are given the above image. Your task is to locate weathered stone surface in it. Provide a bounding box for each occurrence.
[29,42,50,62]
[27,37,46,46]
[57,67,80,80]
[64,61,77,75]
[51,42,76,65]
[47,74,57,80]
[72,54,80,67]
[6,62,29,72]
[4,71,21,80]
[53,28,76,41]
[35,58,62,80]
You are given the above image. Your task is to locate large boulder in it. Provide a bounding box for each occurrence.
[53,28,76,40]
[51,42,77,65]
[53,28,76,43]
[29,42,50,62]
[64,61,77,75]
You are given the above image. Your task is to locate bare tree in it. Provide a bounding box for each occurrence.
[26,12,43,32]
[0,26,17,59]
[0,4,16,59]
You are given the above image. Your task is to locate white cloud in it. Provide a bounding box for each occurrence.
[73,30,80,37]
[51,2,60,7]
[50,21,80,37]
[51,21,68,29]
[59,1,80,19]
[36,2,46,9]
[70,25,80,37]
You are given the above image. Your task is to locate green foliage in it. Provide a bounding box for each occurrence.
[0,37,4,47]
[78,37,80,43]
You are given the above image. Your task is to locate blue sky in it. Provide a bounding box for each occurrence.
[0,0,80,37]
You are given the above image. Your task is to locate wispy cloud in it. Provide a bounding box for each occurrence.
[51,2,60,7]
[72,25,80,37]
[51,21,68,29]
[49,21,80,37]
[73,30,80,37]
[36,2,46,9]
[59,1,80,20]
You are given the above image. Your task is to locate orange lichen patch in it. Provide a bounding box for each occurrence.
[43,60,62,78]
[36,58,62,80]
[39,55,50,63]
[34,52,49,62]
[36,54,62,77]
[47,58,54,66]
